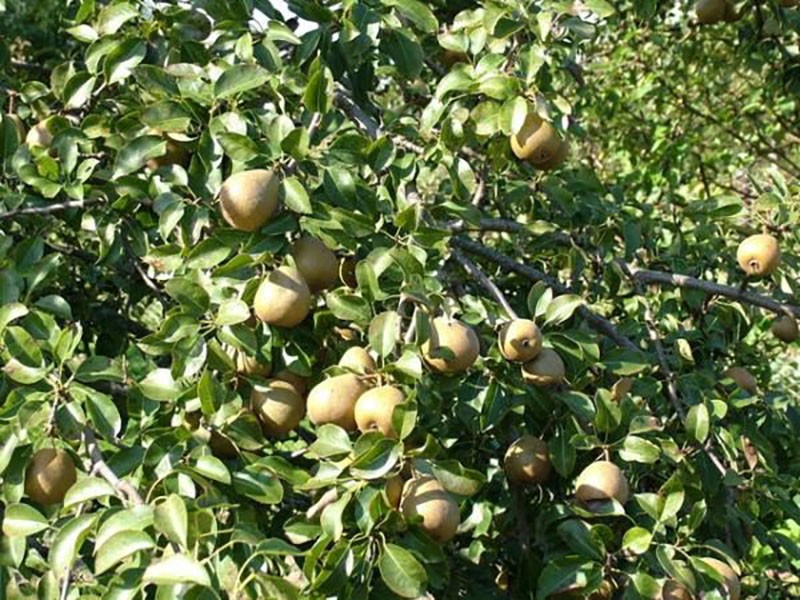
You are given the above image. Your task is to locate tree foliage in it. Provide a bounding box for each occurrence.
[2,1,800,598]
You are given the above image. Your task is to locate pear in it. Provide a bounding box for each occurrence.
[25,119,54,148]
[724,366,757,394]
[291,237,339,292]
[510,112,562,166]
[226,345,270,377]
[339,256,358,288]
[661,580,693,600]
[385,475,404,509]
[400,476,460,543]
[498,319,542,362]
[253,266,311,327]
[699,557,740,600]
[441,49,468,67]
[736,234,780,277]
[354,385,404,437]
[251,380,305,437]
[521,348,565,386]
[504,435,551,485]
[575,460,630,506]
[535,139,570,171]
[695,0,726,24]
[771,314,798,342]
[339,346,376,374]
[146,137,188,170]
[274,369,308,397]
[209,431,238,459]
[25,448,77,505]
[219,169,279,231]
[307,373,369,431]
[723,0,740,21]
[422,317,480,374]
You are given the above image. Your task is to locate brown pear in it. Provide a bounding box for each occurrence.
[498,319,543,362]
[291,237,339,292]
[510,112,562,166]
[422,317,480,374]
[723,1,740,21]
[441,49,468,67]
[274,369,308,397]
[400,476,460,543]
[25,448,77,505]
[146,137,188,170]
[575,460,630,506]
[699,557,740,600]
[209,431,238,459]
[737,234,780,277]
[662,580,693,600]
[771,314,798,342]
[338,346,376,374]
[521,348,565,386]
[339,257,358,288]
[307,373,369,431]
[696,0,726,23]
[253,266,311,327]
[25,119,54,148]
[251,380,306,437]
[724,366,757,394]
[354,385,404,437]
[504,435,551,485]
[535,139,570,171]
[219,169,279,231]
[385,475,404,509]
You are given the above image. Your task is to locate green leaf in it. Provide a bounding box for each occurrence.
[621,526,652,555]
[113,135,166,178]
[383,0,438,33]
[214,64,269,98]
[368,311,400,358]
[321,492,351,541]
[154,494,188,548]
[95,506,154,549]
[379,543,428,598]
[232,467,284,505]
[385,30,424,79]
[544,294,584,327]
[351,439,402,480]
[325,291,373,326]
[283,177,312,214]
[137,368,186,402]
[142,102,192,132]
[143,553,210,587]
[686,403,710,443]
[584,0,616,18]
[105,38,146,84]
[164,278,210,316]
[63,477,115,508]
[557,520,605,561]
[193,455,231,484]
[309,424,353,458]
[2,504,48,537]
[95,530,155,575]
[431,460,484,496]
[50,513,99,577]
[63,73,96,109]
[0,302,28,333]
[96,2,138,36]
[83,387,122,440]
[215,298,251,326]
[619,436,660,464]
[303,67,333,113]
[549,427,576,477]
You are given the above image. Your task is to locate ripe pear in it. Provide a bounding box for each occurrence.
[535,138,570,171]
[385,475,404,509]
[504,435,551,485]
[307,373,369,431]
[226,345,270,377]
[291,236,339,292]
[274,369,308,397]
[26,119,54,148]
[422,317,480,374]
[219,169,279,231]
[25,448,77,505]
[510,112,562,166]
[736,234,780,277]
[723,1,741,21]
[498,319,543,362]
[253,266,311,327]
[339,257,358,288]
[771,314,798,342]
[441,49,468,67]
[661,580,693,600]
[339,346,376,374]
[146,137,188,170]
[354,385,404,437]
[575,460,630,506]
[251,380,306,437]
[699,557,740,600]
[521,348,565,386]
[209,431,238,459]
[696,0,726,23]
[724,366,757,394]
[400,476,460,543]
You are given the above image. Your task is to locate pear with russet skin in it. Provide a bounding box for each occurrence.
[251,379,305,437]
[498,319,542,363]
[699,558,740,600]
[521,348,565,386]
[504,435,551,485]
[338,346,376,374]
[253,266,312,328]
[771,315,798,342]
[400,476,460,543]
[291,236,339,292]
[25,448,77,505]
[219,169,280,232]
[574,460,630,507]
[724,366,757,394]
[307,373,369,431]
[354,385,404,437]
[422,317,480,374]
[737,234,780,277]
[510,112,563,167]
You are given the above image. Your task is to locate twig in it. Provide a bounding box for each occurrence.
[0,199,94,219]
[451,248,518,320]
[82,427,144,505]
[623,262,800,318]
[451,237,640,352]
[471,166,488,207]
[446,217,572,246]
[333,86,382,139]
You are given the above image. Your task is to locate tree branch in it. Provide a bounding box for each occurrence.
[0,199,95,220]
[82,427,144,505]
[451,248,518,320]
[451,236,640,352]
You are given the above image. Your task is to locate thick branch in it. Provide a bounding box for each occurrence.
[82,427,144,505]
[451,248,518,320]
[451,237,640,352]
[624,262,800,318]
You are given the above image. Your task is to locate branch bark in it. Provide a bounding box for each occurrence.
[451,248,518,320]
[0,199,95,220]
[82,427,144,505]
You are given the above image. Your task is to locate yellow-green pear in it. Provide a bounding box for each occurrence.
[25,448,77,505]
[354,385,404,437]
